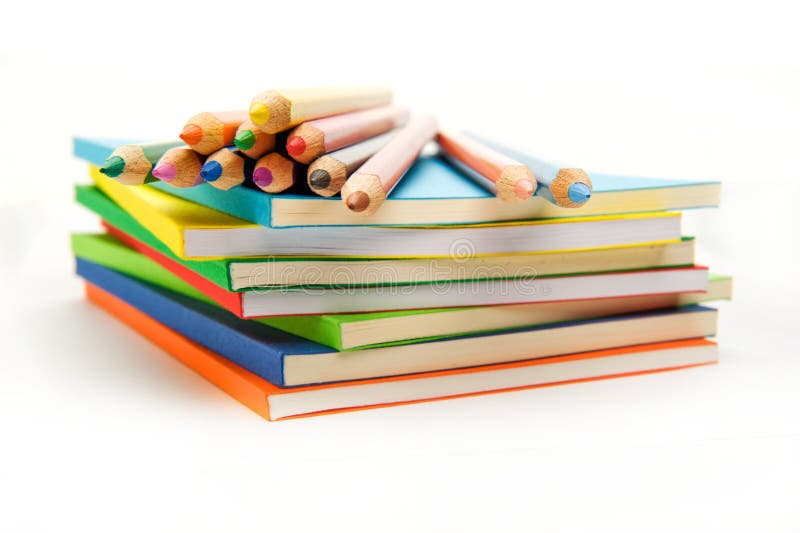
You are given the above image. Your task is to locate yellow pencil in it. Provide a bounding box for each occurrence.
[341,115,437,215]
[248,85,392,134]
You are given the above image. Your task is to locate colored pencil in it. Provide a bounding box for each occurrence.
[252,152,299,194]
[286,105,409,164]
[200,147,255,191]
[233,120,277,159]
[437,131,537,203]
[151,147,206,188]
[470,134,593,208]
[179,110,248,155]
[99,140,183,186]
[248,85,392,134]
[341,115,438,215]
[307,130,396,197]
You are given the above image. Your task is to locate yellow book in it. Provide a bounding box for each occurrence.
[88,166,682,260]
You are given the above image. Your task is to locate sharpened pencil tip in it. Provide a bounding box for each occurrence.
[253,166,273,187]
[514,179,535,200]
[567,182,591,204]
[249,102,270,125]
[200,161,223,182]
[180,124,203,146]
[234,129,256,150]
[151,163,176,182]
[309,169,331,190]
[286,136,306,157]
[346,191,370,212]
[100,155,125,178]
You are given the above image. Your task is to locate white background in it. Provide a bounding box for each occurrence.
[2,0,799,531]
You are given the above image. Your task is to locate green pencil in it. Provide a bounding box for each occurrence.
[99,140,183,186]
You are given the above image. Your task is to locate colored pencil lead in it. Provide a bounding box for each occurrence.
[151,163,176,181]
[100,155,125,178]
[200,161,223,182]
[568,181,592,203]
[249,102,270,125]
[234,129,256,150]
[286,136,306,158]
[252,167,273,188]
[308,169,331,190]
[179,124,203,146]
[345,191,370,212]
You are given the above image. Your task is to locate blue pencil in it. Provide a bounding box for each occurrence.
[200,147,255,191]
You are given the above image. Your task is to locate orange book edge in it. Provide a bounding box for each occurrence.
[84,282,718,421]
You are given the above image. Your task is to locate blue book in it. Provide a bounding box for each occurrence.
[76,258,718,387]
[74,137,720,228]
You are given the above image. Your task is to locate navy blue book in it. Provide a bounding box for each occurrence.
[76,258,718,387]
[73,137,721,228]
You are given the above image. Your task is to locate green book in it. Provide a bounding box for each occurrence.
[72,232,731,350]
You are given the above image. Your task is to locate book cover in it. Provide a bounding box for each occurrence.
[82,166,683,260]
[74,137,721,228]
[84,280,719,421]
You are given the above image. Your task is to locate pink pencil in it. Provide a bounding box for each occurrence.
[286,105,409,164]
[340,114,437,215]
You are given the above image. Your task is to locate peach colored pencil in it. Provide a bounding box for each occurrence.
[437,130,537,203]
[248,85,392,134]
[179,110,248,155]
[151,147,205,188]
[341,115,437,215]
[286,105,409,164]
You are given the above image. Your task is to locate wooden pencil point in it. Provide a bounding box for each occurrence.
[252,152,297,194]
[551,169,593,208]
[249,91,291,133]
[345,191,370,212]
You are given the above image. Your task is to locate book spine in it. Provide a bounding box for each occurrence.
[76,259,288,386]
[149,181,274,228]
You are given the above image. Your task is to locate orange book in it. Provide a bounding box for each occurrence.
[84,282,718,421]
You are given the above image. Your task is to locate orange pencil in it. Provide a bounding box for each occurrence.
[151,147,205,188]
[249,85,392,134]
[179,110,248,154]
[437,130,537,203]
[252,152,300,194]
[341,114,438,215]
[286,105,409,164]
[233,120,277,159]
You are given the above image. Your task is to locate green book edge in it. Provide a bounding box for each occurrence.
[75,184,697,291]
[72,232,731,352]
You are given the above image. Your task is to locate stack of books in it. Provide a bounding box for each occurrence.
[71,86,730,421]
